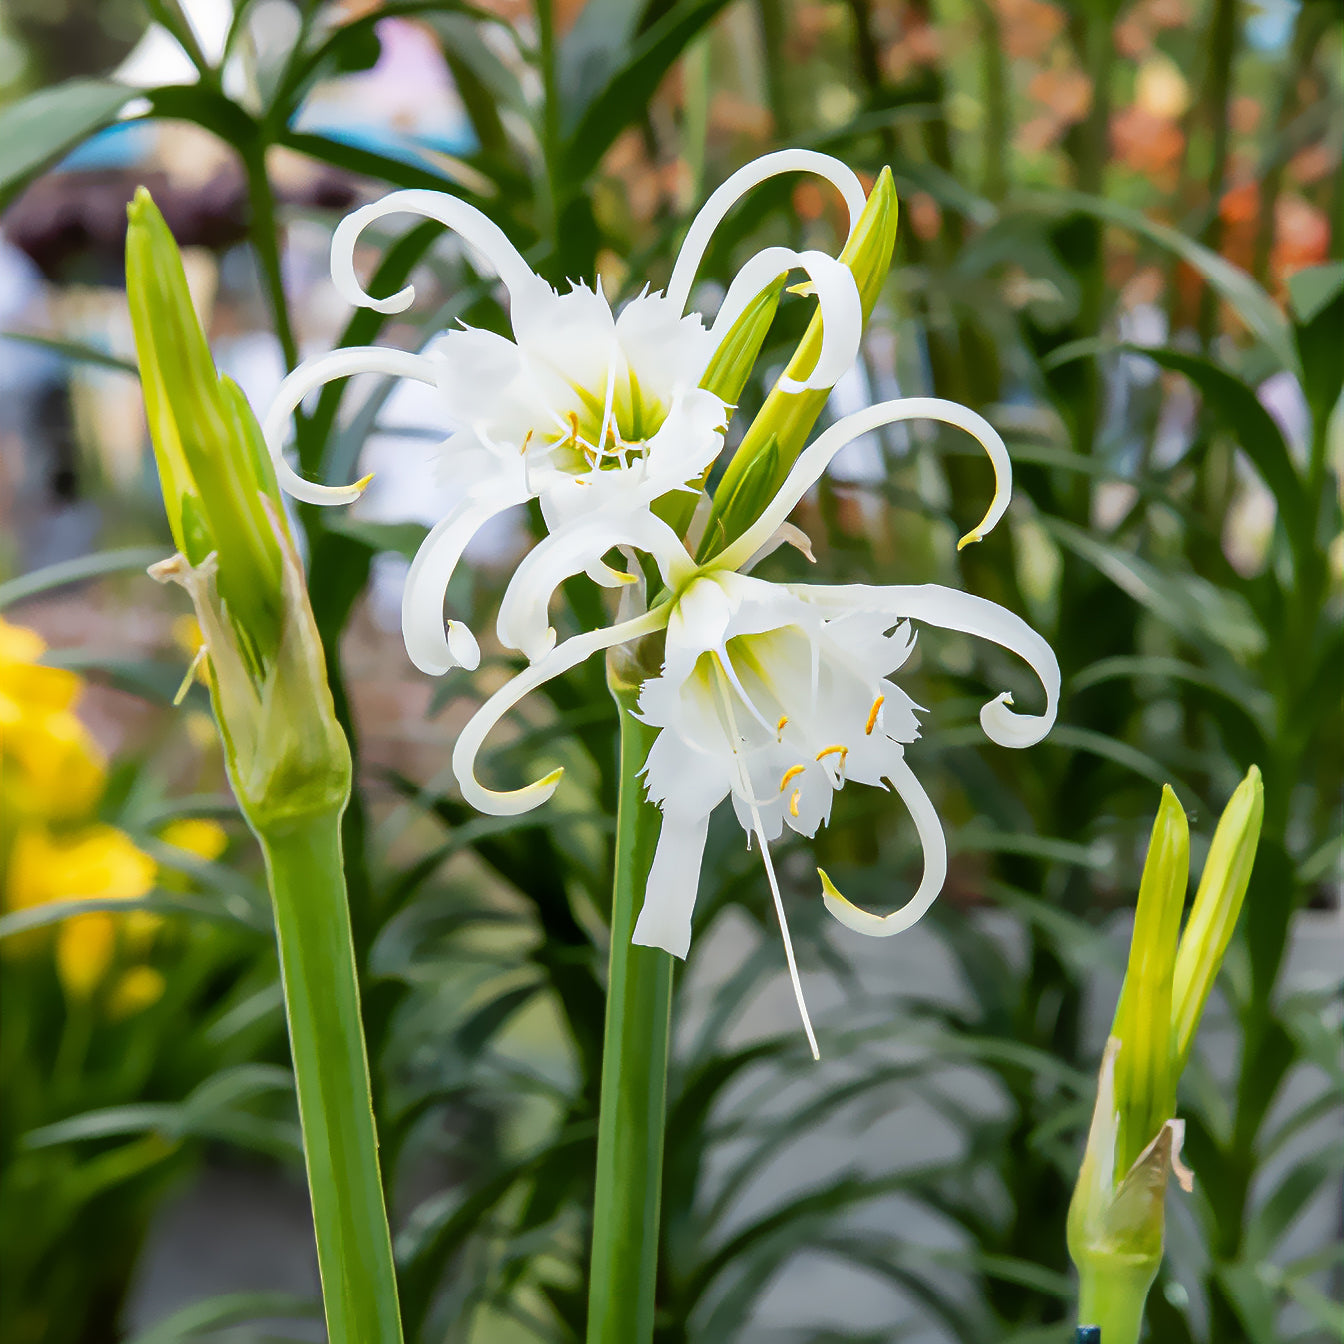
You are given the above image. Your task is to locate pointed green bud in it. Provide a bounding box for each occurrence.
[1069,772,1263,1344]
[1111,785,1188,1174]
[129,190,351,837]
[700,273,788,407]
[655,275,788,542]
[126,187,286,657]
[702,168,898,557]
[1172,765,1263,1071]
[697,434,781,561]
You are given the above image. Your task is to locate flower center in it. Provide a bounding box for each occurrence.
[539,370,668,477]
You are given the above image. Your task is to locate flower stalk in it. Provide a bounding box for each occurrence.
[126,190,403,1344]
[1069,768,1264,1344]
[586,670,675,1344]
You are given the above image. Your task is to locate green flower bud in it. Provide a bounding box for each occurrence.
[1069,769,1264,1344]
[129,189,351,836]
[1111,785,1188,1175]
[703,168,899,557]
[126,187,286,659]
[656,275,788,542]
[1172,765,1264,1070]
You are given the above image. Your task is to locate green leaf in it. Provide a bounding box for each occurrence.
[1039,516,1265,659]
[1286,260,1344,326]
[0,892,266,940]
[0,79,131,206]
[563,0,736,182]
[1122,346,1313,572]
[0,330,138,374]
[1021,189,1299,377]
[0,547,167,609]
[124,1291,320,1344]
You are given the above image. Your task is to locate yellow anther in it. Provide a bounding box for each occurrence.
[865,695,885,735]
[815,744,848,764]
[776,714,790,741]
[519,428,533,455]
[779,763,807,793]
[566,410,580,442]
[789,789,801,818]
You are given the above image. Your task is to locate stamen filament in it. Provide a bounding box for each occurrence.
[751,804,819,1061]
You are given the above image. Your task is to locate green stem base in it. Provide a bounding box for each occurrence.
[586,686,675,1344]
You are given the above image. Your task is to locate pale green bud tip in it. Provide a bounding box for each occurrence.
[1111,784,1188,1172]
[126,187,286,654]
[1172,764,1263,1069]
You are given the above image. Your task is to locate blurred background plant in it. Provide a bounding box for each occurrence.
[0,1,1339,1341]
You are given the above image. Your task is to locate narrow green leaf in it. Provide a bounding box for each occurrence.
[1022,189,1299,377]
[0,330,138,374]
[124,1291,320,1344]
[0,548,167,610]
[563,0,736,181]
[0,79,131,205]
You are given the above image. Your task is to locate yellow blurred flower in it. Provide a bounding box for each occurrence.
[5,823,157,999]
[159,816,228,862]
[57,913,118,1000]
[108,965,168,1019]
[0,615,106,818]
[6,824,156,912]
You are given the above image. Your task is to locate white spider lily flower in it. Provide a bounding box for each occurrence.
[450,397,1059,1056]
[263,150,868,677]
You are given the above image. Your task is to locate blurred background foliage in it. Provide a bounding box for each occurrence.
[0,0,1339,1341]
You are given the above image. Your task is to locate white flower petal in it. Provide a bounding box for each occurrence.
[401,480,530,675]
[708,247,862,393]
[792,581,1060,748]
[665,149,867,315]
[331,189,548,315]
[717,397,1013,569]
[631,808,711,959]
[453,606,671,816]
[818,752,947,937]
[495,513,694,662]
[263,346,440,505]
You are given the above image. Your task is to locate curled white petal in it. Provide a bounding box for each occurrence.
[496,512,694,662]
[717,397,1013,569]
[707,247,862,393]
[453,607,671,816]
[263,346,441,505]
[818,752,947,937]
[631,808,711,959]
[665,149,867,315]
[402,481,530,676]
[792,581,1060,748]
[331,189,548,315]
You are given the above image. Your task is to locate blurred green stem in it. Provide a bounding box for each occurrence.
[1195,0,1237,347]
[260,812,403,1344]
[242,141,299,372]
[586,682,674,1344]
[535,0,561,255]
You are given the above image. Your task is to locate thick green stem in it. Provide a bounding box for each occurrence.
[259,812,403,1344]
[586,684,675,1344]
[1078,1258,1152,1344]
